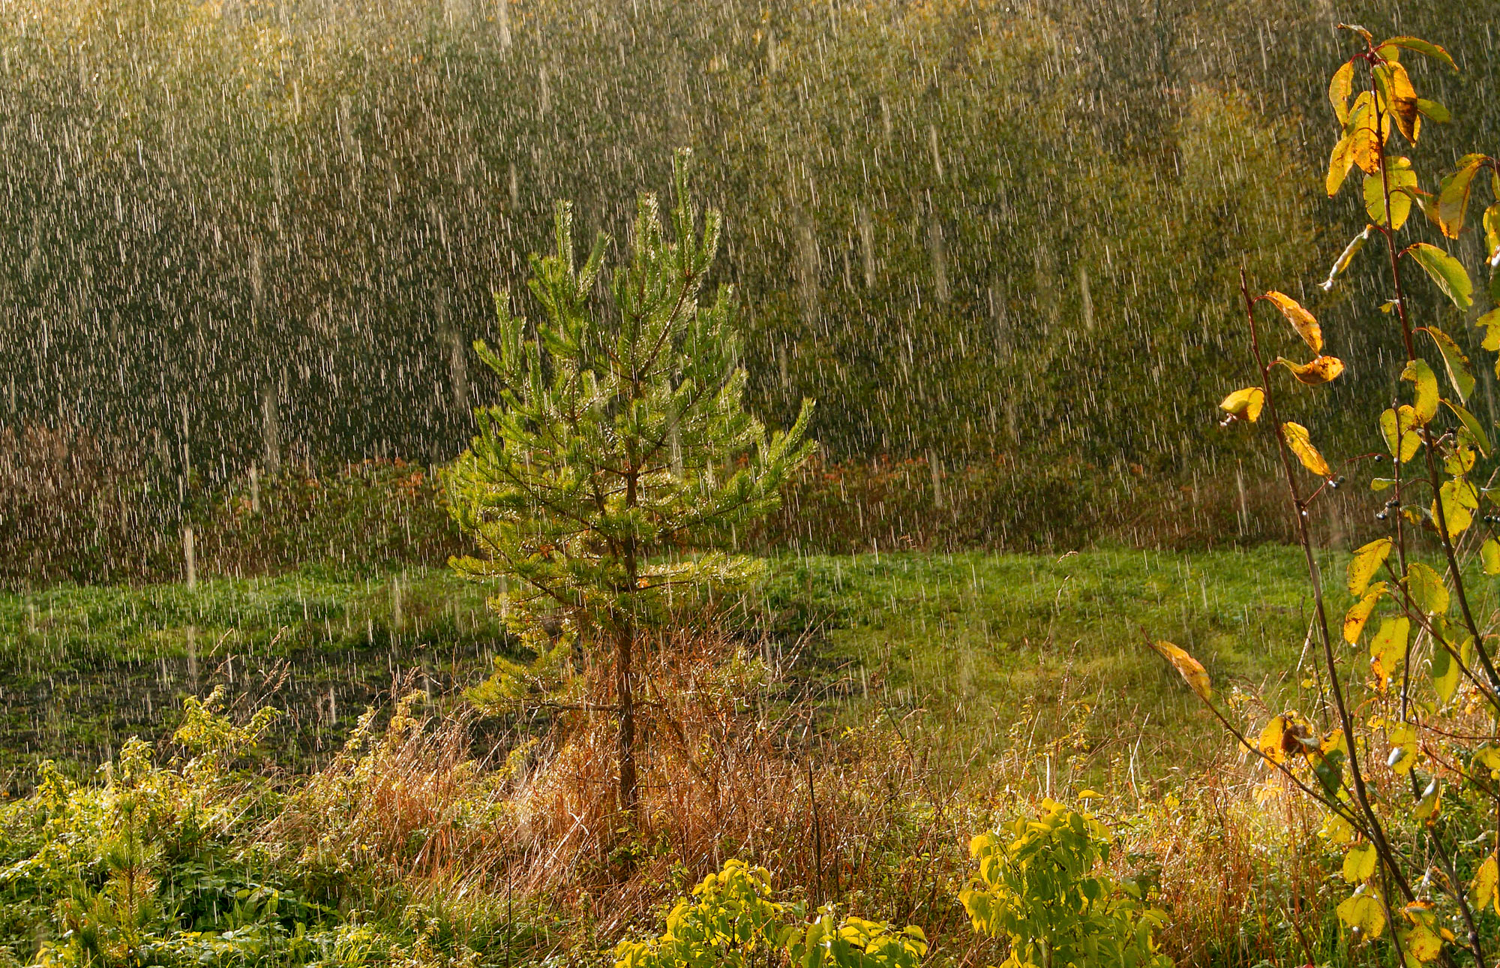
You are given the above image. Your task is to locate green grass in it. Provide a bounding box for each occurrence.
[10,544,1491,793]
[762,545,1358,787]
[0,567,511,786]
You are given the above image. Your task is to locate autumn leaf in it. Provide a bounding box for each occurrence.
[1282,422,1332,477]
[1407,562,1449,616]
[1443,401,1491,455]
[1365,157,1417,229]
[1435,478,1478,540]
[1348,538,1393,597]
[1370,617,1408,692]
[1401,358,1439,424]
[1277,356,1345,385]
[1264,291,1322,352]
[1469,855,1499,913]
[1329,61,1354,124]
[1258,715,1289,765]
[1432,641,1461,703]
[1343,843,1378,883]
[1148,639,1211,702]
[1219,387,1265,423]
[1381,62,1421,143]
[1399,922,1442,963]
[1344,582,1386,644]
[1320,225,1373,292]
[1337,893,1386,939]
[1328,135,1355,196]
[1436,155,1490,238]
[1483,537,1500,575]
[1379,405,1421,462]
[1419,328,1475,403]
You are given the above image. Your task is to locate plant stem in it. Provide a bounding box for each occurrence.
[1241,270,1414,903]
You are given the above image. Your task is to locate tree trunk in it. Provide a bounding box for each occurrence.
[615,624,639,818]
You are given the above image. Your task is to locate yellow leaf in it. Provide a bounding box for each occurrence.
[1401,923,1442,963]
[1328,135,1355,196]
[1370,617,1409,693]
[1348,537,1393,597]
[1351,124,1385,174]
[1259,716,1288,765]
[1385,62,1421,143]
[1435,479,1478,540]
[1401,359,1439,424]
[1148,640,1212,702]
[1264,291,1323,352]
[1344,583,1386,644]
[1330,61,1354,124]
[1379,406,1421,462]
[1219,387,1265,423]
[1278,356,1346,385]
[1337,893,1387,939]
[1343,842,1379,883]
[1364,157,1417,230]
[1283,422,1333,477]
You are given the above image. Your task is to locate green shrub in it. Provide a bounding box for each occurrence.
[613,859,926,968]
[959,801,1170,968]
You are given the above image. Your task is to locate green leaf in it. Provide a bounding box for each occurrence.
[1407,562,1449,616]
[1483,538,1500,575]
[1366,158,1418,230]
[1432,642,1461,703]
[1348,537,1393,597]
[1406,242,1474,311]
[1419,327,1475,402]
[1442,400,1491,455]
[1416,98,1451,123]
[1377,36,1459,71]
[1401,358,1440,424]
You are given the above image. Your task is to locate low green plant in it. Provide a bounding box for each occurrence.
[959,800,1170,968]
[613,859,927,968]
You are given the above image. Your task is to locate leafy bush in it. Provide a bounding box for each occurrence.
[1149,24,1500,968]
[613,859,926,968]
[959,801,1170,968]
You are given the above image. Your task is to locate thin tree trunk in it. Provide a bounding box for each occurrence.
[616,623,638,817]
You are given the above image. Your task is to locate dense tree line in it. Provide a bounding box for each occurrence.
[1,0,1497,538]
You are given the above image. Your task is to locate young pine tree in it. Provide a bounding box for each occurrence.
[444,151,814,818]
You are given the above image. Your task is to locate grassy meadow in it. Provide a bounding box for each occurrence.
[0,547,1331,792]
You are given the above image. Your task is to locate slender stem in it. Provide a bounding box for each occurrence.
[1241,271,1414,903]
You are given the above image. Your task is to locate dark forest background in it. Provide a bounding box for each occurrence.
[3,0,1497,582]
